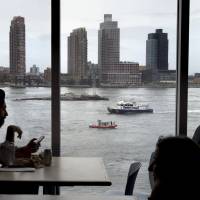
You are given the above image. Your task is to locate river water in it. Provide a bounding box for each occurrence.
[0,87,199,197]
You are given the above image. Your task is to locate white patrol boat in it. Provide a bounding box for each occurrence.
[107,101,153,114]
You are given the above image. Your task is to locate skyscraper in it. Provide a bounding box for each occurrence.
[68,28,88,82]
[30,64,40,75]
[98,14,120,84]
[10,16,26,79]
[146,29,168,71]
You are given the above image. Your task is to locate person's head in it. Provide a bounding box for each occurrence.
[0,89,8,127]
[148,136,200,199]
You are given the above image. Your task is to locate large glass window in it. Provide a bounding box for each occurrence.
[0,0,192,197]
[188,0,200,139]
[0,0,51,148]
[61,0,177,195]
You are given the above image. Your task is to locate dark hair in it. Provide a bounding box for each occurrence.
[149,136,200,200]
[0,89,5,105]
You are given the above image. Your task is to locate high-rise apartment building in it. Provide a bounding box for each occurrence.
[98,14,120,84]
[30,64,40,75]
[146,29,168,71]
[44,67,51,82]
[68,28,88,82]
[10,16,26,78]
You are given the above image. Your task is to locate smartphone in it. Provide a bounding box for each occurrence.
[35,136,45,144]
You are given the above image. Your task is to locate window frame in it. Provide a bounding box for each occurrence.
[51,0,60,156]
[176,0,190,136]
[51,0,191,156]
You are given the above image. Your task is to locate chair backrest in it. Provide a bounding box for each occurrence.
[124,162,142,195]
[149,151,155,189]
[192,125,200,145]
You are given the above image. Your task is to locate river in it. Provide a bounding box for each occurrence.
[0,87,199,197]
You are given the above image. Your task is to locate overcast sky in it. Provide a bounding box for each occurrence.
[0,0,200,74]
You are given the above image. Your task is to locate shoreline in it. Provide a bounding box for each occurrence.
[1,83,200,88]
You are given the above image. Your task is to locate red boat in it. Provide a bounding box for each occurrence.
[89,120,117,129]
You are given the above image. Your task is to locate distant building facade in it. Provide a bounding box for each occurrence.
[87,61,100,86]
[98,14,141,86]
[103,62,141,86]
[44,67,51,82]
[9,16,26,83]
[146,29,168,71]
[30,64,40,75]
[192,73,200,84]
[159,70,176,81]
[98,14,120,84]
[0,66,9,73]
[145,29,168,82]
[68,28,88,83]
[0,66,10,83]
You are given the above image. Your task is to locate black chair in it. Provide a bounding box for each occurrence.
[148,151,155,189]
[192,125,200,145]
[124,162,142,195]
[105,161,141,196]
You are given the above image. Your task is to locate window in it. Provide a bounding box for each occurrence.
[59,0,178,195]
[188,0,200,138]
[0,0,189,197]
[0,0,51,149]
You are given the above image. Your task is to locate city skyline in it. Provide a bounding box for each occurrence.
[1,0,200,74]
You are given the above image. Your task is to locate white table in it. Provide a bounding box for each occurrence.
[0,195,138,200]
[0,157,111,194]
